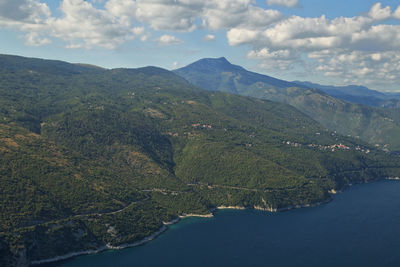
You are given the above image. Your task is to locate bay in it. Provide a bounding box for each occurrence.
[46,180,400,267]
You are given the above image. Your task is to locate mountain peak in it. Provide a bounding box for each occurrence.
[177,57,245,74]
[197,56,232,66]
[215,56,229,63]
[174,57,300,92]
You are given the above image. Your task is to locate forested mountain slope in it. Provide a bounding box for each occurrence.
[1,54,399,266]
[175,58,400,152]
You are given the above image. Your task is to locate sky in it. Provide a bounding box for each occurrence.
[1,0,400,92]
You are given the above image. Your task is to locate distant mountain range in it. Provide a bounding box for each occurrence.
[175,57,400,152]
[293,81,400,108]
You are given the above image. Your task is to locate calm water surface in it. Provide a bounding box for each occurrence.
[48,180,400,267]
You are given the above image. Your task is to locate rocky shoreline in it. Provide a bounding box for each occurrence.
[30,178,399,266]
[31,225,169,265]
[179,213,214,218]
[30,247,109,266]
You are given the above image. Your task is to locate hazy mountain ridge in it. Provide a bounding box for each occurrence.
[293,81,400,108]
[175,58,400,152]
[1,54,400,266]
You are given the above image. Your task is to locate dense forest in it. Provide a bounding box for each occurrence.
[1,54,399,266]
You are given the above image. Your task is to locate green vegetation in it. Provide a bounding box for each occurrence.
[1,54,400,266]
[175,57,400,152]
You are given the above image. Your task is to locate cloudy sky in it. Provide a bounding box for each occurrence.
[1,0,400,91]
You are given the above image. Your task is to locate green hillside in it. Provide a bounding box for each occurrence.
[1,54,399,266]
[175,58,400,152]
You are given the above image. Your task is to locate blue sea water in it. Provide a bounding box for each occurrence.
[47,180,400,267]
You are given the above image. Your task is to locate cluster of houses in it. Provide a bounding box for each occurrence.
[167,132,179,137]
[322,143,351,151]
[284,140,370,153]
[167,131,199,138]
[166,123,214,138]
[284,141,302,147]
[355,146,371,154]
[192,123,213,129]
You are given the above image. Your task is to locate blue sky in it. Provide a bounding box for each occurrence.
[1,0,400,91]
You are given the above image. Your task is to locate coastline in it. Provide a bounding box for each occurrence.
[27,201,340,266]
[28,204,300,265]
[30,178,399,266]
[179,213,214,219]
[31,213,214,266]
[30,247,109,266]
[31,225,169,266]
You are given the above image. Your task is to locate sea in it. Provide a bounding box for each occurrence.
[45,180,400,267]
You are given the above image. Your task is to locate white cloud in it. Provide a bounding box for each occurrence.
[203,34,215,41]
[393,5,400,19]
[370,53,381,61]
[203,2,282,30]
[106,0,282,31]
[351,25,400,51]
[0,0,147,49]
[311,49,400,86]
[227,28,259,46]
[106,0,202,31]
[47,0,143,49]
[105,0,136,16]
[226,3,400,88]
[248,48,298,70]
[24,31,51,46]
[0,0,283,48]
[0,0,52,45]
[266,0,298,8]
[248,48,295,60]
[0,0,50,24]
[157,34,183,45]
[368,3,391,21]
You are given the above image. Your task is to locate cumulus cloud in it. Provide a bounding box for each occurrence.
[0,0,147,49]
[0,0,53,46]
[24,31,51,46]
[227,3,400,87]
[311,50,400,86]
[227,28,259,46]
[368,3,391,20]
[393,5,400,19]
[106,0,202,32]
[48,0,147,49]
[157,34,183,45]
[105,0,283,31]
[0,0,50,25]
[0,0,283,48]
[248,48,299,70]
[203,34,215,41]
[266,0,298,8]
[203,1,282,30]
